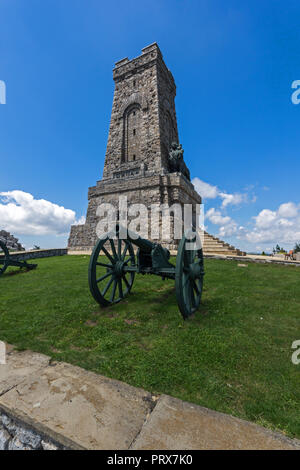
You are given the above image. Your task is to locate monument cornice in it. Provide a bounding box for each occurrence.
[88,174,201,203]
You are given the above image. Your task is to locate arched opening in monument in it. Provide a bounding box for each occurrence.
[122,103,141,163]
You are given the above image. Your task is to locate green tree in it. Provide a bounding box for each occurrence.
[294,243,300,253]
[275,244,286,253]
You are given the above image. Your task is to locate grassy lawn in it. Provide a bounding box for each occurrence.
[0,255,299,438]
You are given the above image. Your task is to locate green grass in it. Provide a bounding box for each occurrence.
[0,255,299,438]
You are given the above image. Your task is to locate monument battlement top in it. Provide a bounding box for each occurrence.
[114,43,161,68]
[113,43,175,87]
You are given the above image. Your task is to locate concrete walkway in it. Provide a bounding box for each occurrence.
[0,347,299,450]
[68,250,300,267]
[207,252,300,264]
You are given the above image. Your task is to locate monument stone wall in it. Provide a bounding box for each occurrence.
[68,43,201,251]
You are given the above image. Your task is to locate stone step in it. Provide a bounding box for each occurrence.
[204,246,237,250]
[202,232,245,256]
[204,242,239,248]
[205,251,235,253]
[204,244,227,247]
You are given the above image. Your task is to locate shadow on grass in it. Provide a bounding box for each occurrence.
[1,267,37,277]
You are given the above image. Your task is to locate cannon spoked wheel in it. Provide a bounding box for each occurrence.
[175,230,204,319]
[88,230,136,307]
[0,241,9,276]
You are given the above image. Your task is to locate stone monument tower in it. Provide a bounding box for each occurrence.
[68,43,201,251]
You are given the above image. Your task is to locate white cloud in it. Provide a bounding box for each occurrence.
[192,178,219,199]
[277,202,298,218]
[206,208,232,225]
[219,192,247,208]
[254,209,277,229]
[277,218,294,227]
[0,190,82,236]
[239,202,300,247]
[205,198,300,250]
[193,177,299,252]
[192,177,252,208]
[219,224,238,237]
[242,227,300,245]
[206,208,238,238]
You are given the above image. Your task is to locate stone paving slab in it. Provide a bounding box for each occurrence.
[0,359,153,450]
[132,395,300,450]
[0,348,50,396]
[1,349,300,450]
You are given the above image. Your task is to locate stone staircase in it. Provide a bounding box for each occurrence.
[202,231,246,256]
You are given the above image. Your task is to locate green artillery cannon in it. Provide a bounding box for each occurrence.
[88,225,204,319]
[0,241,37,277]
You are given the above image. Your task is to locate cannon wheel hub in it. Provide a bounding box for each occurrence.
[188,261,202,280]
[88,231,136,307]
[114,260,125,277]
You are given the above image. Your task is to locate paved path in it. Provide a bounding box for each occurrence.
[206,253,300,265]
[68,250,300,267]
[0,347,299,450]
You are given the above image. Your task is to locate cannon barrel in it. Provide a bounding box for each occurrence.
[119,225,170,259]
[126,228,154,253]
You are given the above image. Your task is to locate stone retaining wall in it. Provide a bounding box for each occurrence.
[7,248,67,262]
[0,411,63,450]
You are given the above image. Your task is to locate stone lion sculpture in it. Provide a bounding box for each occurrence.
[168,142,190,181]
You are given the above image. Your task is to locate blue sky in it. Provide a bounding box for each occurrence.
[0,0,300,252]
